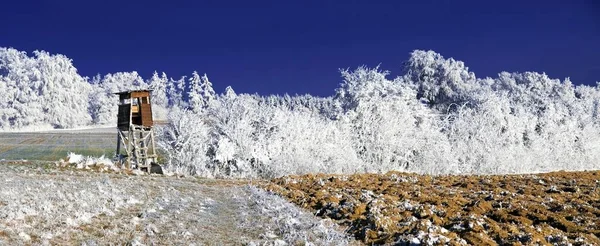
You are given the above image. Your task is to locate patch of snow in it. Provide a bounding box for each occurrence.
[59,153,119,172]
[403,200,415,210]
[410,237,421,245]
[66,152,84,164]
[242,186,353,245]
[18,232,31,241]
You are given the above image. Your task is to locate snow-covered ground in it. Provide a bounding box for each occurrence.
[38,125,117,133]
[0,131,115,161]
[0,125,117,134]
[0,125,116,133]
[0,161,354,245]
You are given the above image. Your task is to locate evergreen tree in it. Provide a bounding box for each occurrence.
[200,73,216,105]
[188,71,203,113]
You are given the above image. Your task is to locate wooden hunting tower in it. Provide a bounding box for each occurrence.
[114,90,158,172]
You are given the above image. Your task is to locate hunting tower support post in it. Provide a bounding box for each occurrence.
[114,90,158,173]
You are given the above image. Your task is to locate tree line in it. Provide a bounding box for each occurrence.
[2,47,599,177]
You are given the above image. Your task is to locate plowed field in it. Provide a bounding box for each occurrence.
[262,171,600,245]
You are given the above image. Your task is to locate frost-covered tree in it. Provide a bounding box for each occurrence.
[200,73,216,105]
[336,66,454,174]
[167,76,187,108]
[147,71,169,107]
[403,50,479,110]
[88,74,111,125]
[0,48,42,129]
[188,71,203,113]
[0,47,92,129]
[147,71,169,120]
[0,75,20,129]
[35,50,93,128]
[224,85,236,98]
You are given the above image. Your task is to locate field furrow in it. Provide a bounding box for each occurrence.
[262,171,600,245]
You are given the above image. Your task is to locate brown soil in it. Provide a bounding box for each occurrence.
[261,171,600,245]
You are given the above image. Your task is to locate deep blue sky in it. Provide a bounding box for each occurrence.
[1,0,598,96]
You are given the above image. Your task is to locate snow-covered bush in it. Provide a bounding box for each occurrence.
[155,107,213,176]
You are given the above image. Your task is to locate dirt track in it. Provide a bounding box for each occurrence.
[0,161,352,245]
[262,171,600,245]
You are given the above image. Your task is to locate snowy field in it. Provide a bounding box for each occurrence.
[0,161,354,245]
[0,129,355,245]
[0,129,115,161]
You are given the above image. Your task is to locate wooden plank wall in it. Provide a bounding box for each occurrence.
[140,104,153,126]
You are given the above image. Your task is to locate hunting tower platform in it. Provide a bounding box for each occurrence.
[114,90,158,173]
